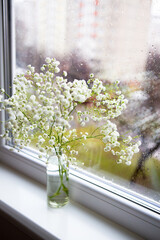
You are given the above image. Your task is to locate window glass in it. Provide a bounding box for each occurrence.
[13,0,160,205]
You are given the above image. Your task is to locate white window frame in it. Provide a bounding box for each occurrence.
[0,1,160,239]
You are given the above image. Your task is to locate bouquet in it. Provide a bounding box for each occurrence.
[0,57,141,207]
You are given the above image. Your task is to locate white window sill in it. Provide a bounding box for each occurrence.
[0,163,143,240]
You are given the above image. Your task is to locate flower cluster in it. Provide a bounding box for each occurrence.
[0,57,141,166]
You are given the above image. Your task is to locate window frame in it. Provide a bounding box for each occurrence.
[0,1,160,239]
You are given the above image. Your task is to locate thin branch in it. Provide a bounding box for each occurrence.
[131,140,160,184]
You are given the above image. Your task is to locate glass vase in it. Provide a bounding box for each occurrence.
[46,153,69,208]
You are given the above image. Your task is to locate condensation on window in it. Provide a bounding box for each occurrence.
[13,0,160,203]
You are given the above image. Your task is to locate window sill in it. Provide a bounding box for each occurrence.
[0,162,144,240]
[0,145,160,239]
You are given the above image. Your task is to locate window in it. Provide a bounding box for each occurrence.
[12,0,160,205]
[0,1,160,239]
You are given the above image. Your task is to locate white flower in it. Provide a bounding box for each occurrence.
[38,137,45,144]
[132,145,139,153]
[30,95,36,102]
[115,80,120,84]
[117,159,122,164]
[31,67,35,72]
[89,73,94,78]
[33,114,40,121]
[63,71,67,77]
[82,135,87,140]
[97,94,104,101]
[126,161,131,166]
[45,57,51,63]
[74,94,86,103]
[84,116,89,122]
[116,91,121,95]
[102,136,110,143]
[49,139,55,145]
[104,145,111,152]
[52,60,60,67]
[55,67,60,73]
[124,136,132,143]
[0,88,5,93]
[137,141,141,146]
[27,70,31,75]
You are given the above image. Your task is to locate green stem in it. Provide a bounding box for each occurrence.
[62,134,104,146]
[49,119,55,137]
[1,90,10,98]
[60,126,65,144]
[68,105,76,116]
[21,110,47,133]
[48,153,69,200]
[91,126,101,136]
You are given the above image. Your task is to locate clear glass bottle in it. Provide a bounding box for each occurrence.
[46,154,69,208]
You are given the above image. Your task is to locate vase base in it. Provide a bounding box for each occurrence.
[48,197,69,208]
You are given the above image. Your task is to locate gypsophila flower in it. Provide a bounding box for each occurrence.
[45,57,51,63]
[0,57,141,167]
[89,73,94,78]
[63,71,67,77]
